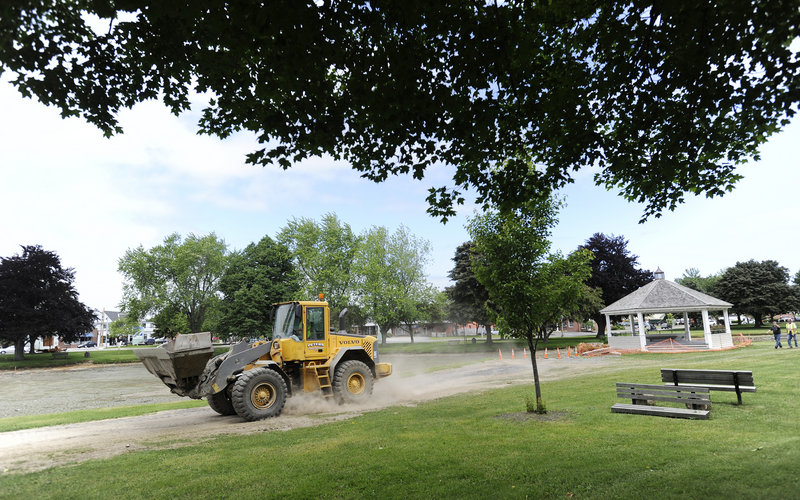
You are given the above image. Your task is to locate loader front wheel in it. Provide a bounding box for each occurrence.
[231,368,287,421]
[333,360,374,404]
[207,388,236,416]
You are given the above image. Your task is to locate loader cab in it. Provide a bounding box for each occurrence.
[273,301,330,360]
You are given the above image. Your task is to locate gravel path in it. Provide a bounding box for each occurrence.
[0,353,625,474]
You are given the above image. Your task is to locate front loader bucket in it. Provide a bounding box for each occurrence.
[135,332,215,398]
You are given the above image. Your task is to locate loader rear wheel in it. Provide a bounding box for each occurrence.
[207,388,236,416]
[231,368,287,421]
[333,360,373,404]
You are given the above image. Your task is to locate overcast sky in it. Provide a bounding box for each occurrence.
[2,75,798,310]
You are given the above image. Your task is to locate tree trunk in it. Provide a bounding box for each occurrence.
[14,337,25,361]
[526,332,544,413]
[408,323,415,344]
[380,324,389,345]
[593,313,607,339]
[28,334,36,354]
[484,323,493,344]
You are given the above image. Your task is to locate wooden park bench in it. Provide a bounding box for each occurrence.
[660,368,755,405]
[51,351,68,359]
[612,382,711,419]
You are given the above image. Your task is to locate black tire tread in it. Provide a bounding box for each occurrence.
[332,360,374,404]
[231,368,287,421]
[207,389,236,416]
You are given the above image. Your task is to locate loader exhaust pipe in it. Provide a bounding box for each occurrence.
[338,308,348,333]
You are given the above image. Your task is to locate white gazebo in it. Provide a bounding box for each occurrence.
[600,270,734,351]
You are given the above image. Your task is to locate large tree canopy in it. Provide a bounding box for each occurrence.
[0,245,95,360]
[714,260,799,328]
[579,233,653,337]
[277,213,360,317]
[118,232,228,334]
[3,2,798,220]
[355,224,432,344]
[216,235,299,339]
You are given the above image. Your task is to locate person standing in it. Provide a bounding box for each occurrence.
[772,321,783,349]
[787,318,798,348]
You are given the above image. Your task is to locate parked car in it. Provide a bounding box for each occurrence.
[155,338,168,344]
[78,341,97,348]
[0,346,14,355]
[144,338,156,345]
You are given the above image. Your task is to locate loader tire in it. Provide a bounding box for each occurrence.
[333,360,373,404]
[207,388,236,416]
[231,368,287,421]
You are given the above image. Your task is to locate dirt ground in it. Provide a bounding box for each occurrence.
[0,352,625,474]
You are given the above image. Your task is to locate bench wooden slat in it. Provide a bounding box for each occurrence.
[660,368,756,404]
[616,383,710,406]
[612,403,709,419]
[667,384,756,393]
[661,369,754,386]
[612,382,712,418]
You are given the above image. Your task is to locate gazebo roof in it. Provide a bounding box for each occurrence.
[600,278,732,315]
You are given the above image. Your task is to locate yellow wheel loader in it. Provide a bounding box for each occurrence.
[135,300,392,421]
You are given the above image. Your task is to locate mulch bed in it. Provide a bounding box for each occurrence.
[494,411,570,423]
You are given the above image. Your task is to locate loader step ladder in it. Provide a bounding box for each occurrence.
[310,363,333,398]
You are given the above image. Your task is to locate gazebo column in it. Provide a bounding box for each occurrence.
[629,314,634,334]
[723,309,732,335]
[637,312,647,350]
[683,312,691,342]
[604,314,611,336]
[701,309,712,346]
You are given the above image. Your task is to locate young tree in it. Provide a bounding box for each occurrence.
[714,260,799,328]
[118,233,227,334]
[469,200,593,413]
[676,268,720,295]
[416,289,451,333]
[579,233,653,337]
[278,213,360,318]
[3,4,797,221]
[446,242,495,343]
[0,245,96,361]
[109,314,141,344]
[216,236,299,340]
[676,268,725,324]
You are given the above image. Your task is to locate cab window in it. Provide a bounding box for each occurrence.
[306,307,325,341]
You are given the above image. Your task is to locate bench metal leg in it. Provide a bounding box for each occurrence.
[734,372,743,405]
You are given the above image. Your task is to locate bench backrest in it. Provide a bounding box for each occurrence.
[616,382,710,404]
[661,369,754,386]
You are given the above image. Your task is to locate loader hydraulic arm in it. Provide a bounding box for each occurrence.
[198,341,273,396]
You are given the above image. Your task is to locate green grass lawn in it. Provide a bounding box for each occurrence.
[1,342,797,498]
[0,401,207,433]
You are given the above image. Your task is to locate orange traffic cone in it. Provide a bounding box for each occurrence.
[544,348,548,359]
[567,346,572,358]
[511,349,515,359]
[498,349,503,360]
[523,348,528,359]
[557,348,562,359]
